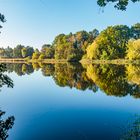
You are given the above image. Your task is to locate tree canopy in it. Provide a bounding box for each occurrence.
[126,39,140,60]
[0,23,140,61]
[86,25,131,60]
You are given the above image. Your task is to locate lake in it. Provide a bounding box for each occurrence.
[0,63,140,140]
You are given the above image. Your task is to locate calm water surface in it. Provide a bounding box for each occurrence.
[1,63,140,140]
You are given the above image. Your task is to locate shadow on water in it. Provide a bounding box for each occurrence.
[0,63,15,140]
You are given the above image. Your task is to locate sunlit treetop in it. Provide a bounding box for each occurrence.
[97,0,140,10]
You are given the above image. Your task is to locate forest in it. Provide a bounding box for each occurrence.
[0,23,140,62]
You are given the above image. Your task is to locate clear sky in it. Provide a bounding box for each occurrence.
[0,0,140,49]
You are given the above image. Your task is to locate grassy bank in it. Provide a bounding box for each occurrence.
[80,59,140,65]
[0,58,68,64]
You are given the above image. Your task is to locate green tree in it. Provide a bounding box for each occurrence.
[97,0,140,10]
[32,49,40,59]
[21,46,34,58]
[53,30,98,61]
[41,44,54,59]
[5,46,13,58]
[126,39,140,60]
[53,34,71,59]
[13,45,24,58]
[131,23,140,39]
[0,48,6,57]
[86,25,131,60]
[21,47,27,58]
[41,44,51,53]
[39,54,46,60]
[45,47,55,58]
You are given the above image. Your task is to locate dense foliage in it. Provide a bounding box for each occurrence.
[126,39,140,60]
[87,25,131,60]
[1,23,140,61]
[86,24,140,60]
[52,30,99,61]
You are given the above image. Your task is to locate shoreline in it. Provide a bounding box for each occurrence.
[0,58,140,64]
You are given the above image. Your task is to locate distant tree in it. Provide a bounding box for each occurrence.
[41,44,51,54]
[32,49,40,59]
[41,44,54,59]
[21,47,27,58]
[53,34,68,59]
[13,45,24,58]
[39,54,46,59]
[45,47,55,58]
[21,46,34,58]
[131,23,140,39]
[97,0,140,10]
[53,30,97,61]
[5,46,13,58]
[67,46,83,61]
[0,48,5,57]
[89,29,99,39]
[26,46,34,57]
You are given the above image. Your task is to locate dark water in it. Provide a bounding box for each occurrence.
[1,63,140,140]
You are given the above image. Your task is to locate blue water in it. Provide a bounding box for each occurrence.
[0,70,140,140]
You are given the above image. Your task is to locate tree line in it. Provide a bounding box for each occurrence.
[0,29,99,61]
[1,23,140,61]
[87,23,140,60]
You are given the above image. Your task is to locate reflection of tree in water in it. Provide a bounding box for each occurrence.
[4,62,140,98]
[38,63,55,76]
[0,110,15,140]
[121,116,140,140]
[6,63,34,76]
[0,64,15,140]
[85,64,140,98]
[53,63,98,91]
[0,64,13,88]
[127,64,140,86]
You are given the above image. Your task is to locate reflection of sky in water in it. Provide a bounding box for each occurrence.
[0,71,140,140]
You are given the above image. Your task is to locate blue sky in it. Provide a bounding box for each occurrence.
[0,0,140,49]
